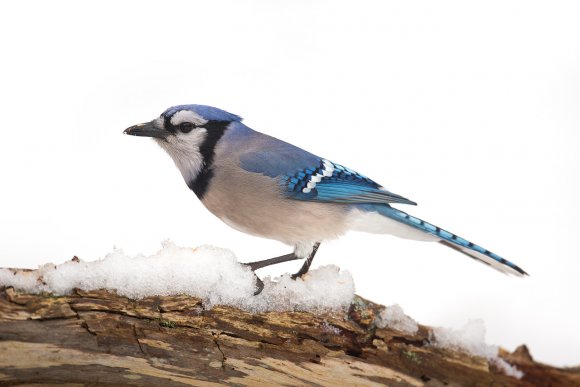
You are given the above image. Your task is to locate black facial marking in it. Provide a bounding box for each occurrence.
[161,109,231,199]
[188,120,230,199]
[163,115,177,134]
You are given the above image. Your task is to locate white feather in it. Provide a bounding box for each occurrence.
[440,241,525,277]
[155,128,208,183]
[294,241,318,258]
[321,160,334,177]
[347,208,437,241]
[348,209,524,276]
[170,110,208,126]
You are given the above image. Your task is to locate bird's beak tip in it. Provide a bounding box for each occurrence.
[123,121,167,139]
[123,128,140,136]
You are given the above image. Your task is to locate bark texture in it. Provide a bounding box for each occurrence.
[0,286,578,386]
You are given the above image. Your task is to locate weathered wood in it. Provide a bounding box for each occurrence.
[0,287,577,386]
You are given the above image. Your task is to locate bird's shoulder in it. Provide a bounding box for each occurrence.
[227,124,415,206]
[228,124,321,178]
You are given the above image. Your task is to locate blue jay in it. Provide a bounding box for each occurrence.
[125,104,527,294]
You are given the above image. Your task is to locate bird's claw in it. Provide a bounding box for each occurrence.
[243,263,265,296]
[253,275,264,296]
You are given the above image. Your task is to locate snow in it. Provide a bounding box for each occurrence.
[0,241,355,313]
[432,319,524,379]
[0,241,524,378]
[376,304,419,335]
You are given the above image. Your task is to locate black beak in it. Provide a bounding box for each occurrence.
[124,121,168,139]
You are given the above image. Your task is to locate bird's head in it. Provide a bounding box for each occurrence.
[124,104,241,144]
[124,104,242,187]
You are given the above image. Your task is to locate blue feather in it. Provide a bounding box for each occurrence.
[240,146,416,205]
[239,141,320,178]
[162,104,242,122]
[369,205,528,276]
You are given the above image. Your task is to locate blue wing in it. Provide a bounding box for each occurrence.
[240,149,416,206]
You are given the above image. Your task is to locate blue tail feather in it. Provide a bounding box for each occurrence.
[375,206,528,276]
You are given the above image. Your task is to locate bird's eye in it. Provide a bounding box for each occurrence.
[179,122,194,133]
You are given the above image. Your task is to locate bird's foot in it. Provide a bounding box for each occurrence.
[242,263,265,296]
[253,274,264,296]
[290,256,315,280]
[290,242,320,280]
[290,271,305,281]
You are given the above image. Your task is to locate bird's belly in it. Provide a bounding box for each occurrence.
[220,215,263,237]
[201,179,350,245]
[209,201,349,245]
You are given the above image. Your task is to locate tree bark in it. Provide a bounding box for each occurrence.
[0,286,577,386]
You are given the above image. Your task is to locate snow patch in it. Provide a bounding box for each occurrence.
[376,304,419,335]
[0,241,525,379]
[0,241,355,313]
[432,319,523,379]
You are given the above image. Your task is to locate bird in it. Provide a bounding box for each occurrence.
[124,104,527,294]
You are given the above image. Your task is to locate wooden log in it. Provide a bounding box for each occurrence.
[0,287,577,386]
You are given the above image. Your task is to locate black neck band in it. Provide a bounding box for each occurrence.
[188,121,230,199]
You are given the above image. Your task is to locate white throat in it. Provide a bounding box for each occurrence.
[155,128,208,184]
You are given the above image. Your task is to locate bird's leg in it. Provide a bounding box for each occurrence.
[291,242,321,280]
[245,253,301,271]
[244,253,302,296]
[244,243,321,295]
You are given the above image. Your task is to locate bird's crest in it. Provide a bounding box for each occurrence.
[161,104,242,123]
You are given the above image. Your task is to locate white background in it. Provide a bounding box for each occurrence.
[1,1,578,366]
